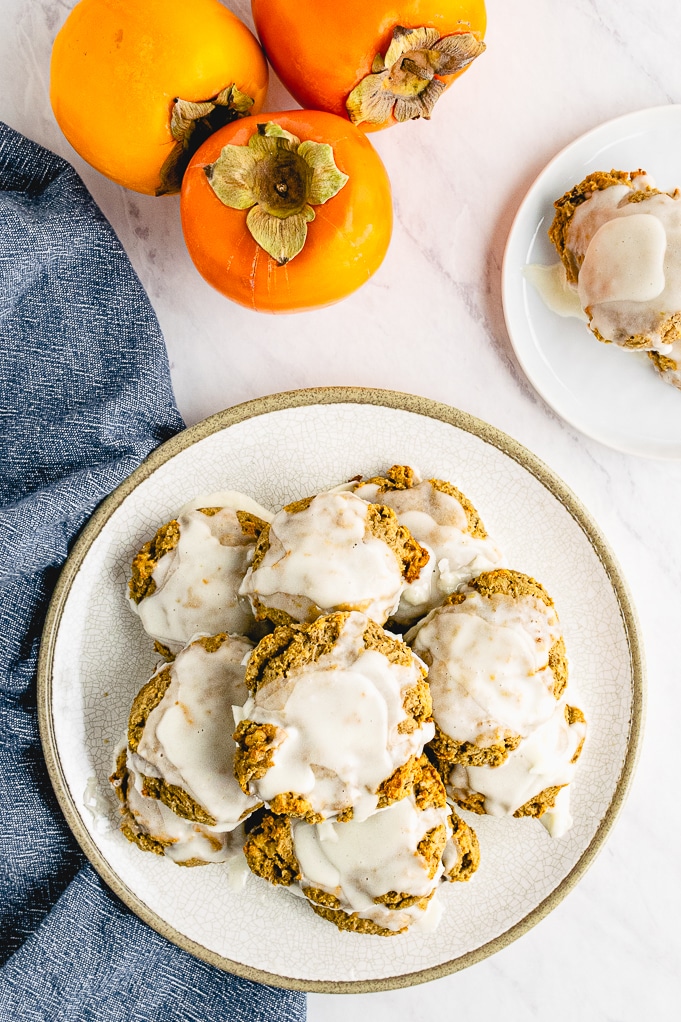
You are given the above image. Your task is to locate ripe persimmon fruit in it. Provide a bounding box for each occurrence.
[51,0,268,195]
[251,0,486,130]
[180,110,393,313]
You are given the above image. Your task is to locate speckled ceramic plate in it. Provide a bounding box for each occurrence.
[502,104,681,459]
[38,388,643,992]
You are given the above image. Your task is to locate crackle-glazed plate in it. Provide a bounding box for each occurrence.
[502,104,681,459]
[38,388,643,992]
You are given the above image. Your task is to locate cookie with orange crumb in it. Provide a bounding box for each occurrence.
[117,632,260,840]
[233,610,434,823]
[239,488,428,626]
[129,500,272,652]
[351,464,504,624]
[243,755,479,934]
[408,569,568,768]
[442,699,587,838]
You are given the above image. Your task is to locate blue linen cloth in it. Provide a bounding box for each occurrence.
[0,123,306,1021]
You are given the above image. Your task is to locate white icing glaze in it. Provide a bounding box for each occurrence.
[447,696,586,838]
[83,776,113,835]
[132,507,257,649]
[137,635,260,830]
[353,475,504,624]
[524,262,588,320]
[578,213,666,306]
[409,590,562,746]
[567,183,635,256]
[240,612,434,820]
[566,179,681,348]
[540,785,574,839]
[291,793,450,931]
[239,490,409,625]
[123,749,244,864]
[442,820,465,876]
[409,895,444,933]
[177,490,274,522]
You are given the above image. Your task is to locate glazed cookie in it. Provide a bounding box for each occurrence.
[233,611,434,823]
[243,756,479,934]
[238,489,429,626]
[124,633,261,832]
[110,746,244,865]
[549,169,681,355]
[351,465,504,625]
[129,500,272,652]
[408,569,567,768]
[443,699,587,838]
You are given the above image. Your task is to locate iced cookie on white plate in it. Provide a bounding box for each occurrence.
[128,496,272,653]
[440,697,586,838]
[233,611,434,823]
[242,756,479,935]
[408,569,567,768]
[350,465,504,625]
[118,633,261,843]
[548,169,681,384]
[110,745,246,866]
[239,488,429,626]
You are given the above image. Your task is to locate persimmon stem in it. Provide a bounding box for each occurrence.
[204,122,349,264]
[157,84,254,196]
[346,25,485,126]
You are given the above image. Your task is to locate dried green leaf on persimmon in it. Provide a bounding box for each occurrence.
[247,204,315,264]
[254,123,300,145]
[204,146,259,209]
[297,141,349,206]
[383,25,441,68]
[204,121,349,264]
[157,84,255,195]
[346,25,486,126]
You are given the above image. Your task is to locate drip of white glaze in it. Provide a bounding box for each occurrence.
[177,491,274,521]
[651,338,681,389]
[84,777,113,835]
[523,262,587,320]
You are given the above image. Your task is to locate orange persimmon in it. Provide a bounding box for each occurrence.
[50,0,268,195]
[180,110,393,313]
[251,0,486,130]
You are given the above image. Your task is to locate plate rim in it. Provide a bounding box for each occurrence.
[501,102,681,460]
[37,385,646,993]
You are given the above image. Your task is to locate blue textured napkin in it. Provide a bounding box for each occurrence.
[0,123,306,1021]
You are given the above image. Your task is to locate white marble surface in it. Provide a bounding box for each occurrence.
[3,0,681,1017]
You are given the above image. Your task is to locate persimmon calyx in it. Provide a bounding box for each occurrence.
[157,84,254,196]
[346,25,485,125]
[204,122,349,265]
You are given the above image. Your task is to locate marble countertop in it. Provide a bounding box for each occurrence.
[3,0,680,1017]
